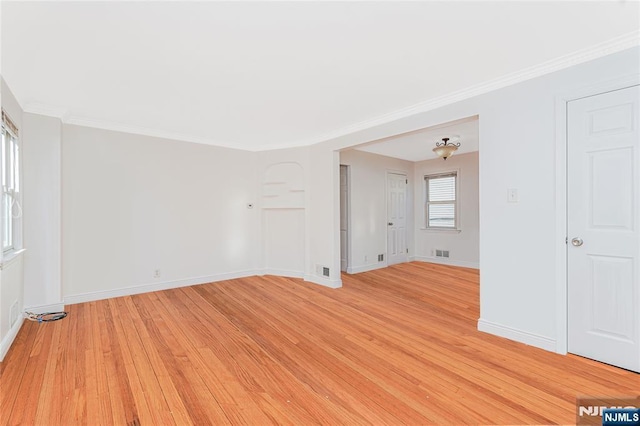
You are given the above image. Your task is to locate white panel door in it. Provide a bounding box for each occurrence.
[568,85,639,372]
[387,173,408,265]
[340,165,349,272]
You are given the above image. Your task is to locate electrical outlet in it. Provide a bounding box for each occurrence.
[364,255,368,262]
[154,269,161,278]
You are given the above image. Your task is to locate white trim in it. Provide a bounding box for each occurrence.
[386,170,409,265]
[331,150,343,282]
[414,256,479,270]
[419,228,462,234]
[303,274,342,289]
[477,318,556,352]
[52,127,63,306]
[0,317,24,362]
[62,268,348,305]
[553,73,640,355]
[23,103,68,120]
[340,164,351,273]
[64,270,259,305]
[19,34,640,153]
[23,302,66,315]
[64,116,249,152]
[260,268,304,278]
[0,248,26,270]
[424,169,460,231]
[554,92,569,355]
[346,261,388,274]
[291,32,640,149]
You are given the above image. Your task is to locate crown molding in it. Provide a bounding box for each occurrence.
[64,116,251,152]
[21,102,251,152]
[292,30,640,148]
[18,32,640,152]
[23,102,69,121]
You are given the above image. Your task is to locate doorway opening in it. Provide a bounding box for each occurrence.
[338,115,479,275]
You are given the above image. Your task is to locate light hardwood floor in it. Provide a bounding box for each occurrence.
[1,262,638,425]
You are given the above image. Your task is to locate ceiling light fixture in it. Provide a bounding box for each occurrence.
[433,137,460,160]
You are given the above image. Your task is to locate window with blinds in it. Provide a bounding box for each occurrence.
[425,172,457,229]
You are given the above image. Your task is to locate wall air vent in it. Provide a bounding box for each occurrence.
[435,250,450,258]
[322,267,330,277]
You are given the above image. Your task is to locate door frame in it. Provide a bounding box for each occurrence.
[340,164,351,272]
[554,73,640,355]
[385,170,408,265]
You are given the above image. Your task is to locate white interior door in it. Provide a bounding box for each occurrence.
[567,85,640,372]
[340,165,349,272]
[387,172,407,265]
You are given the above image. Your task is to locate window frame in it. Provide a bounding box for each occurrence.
[424,171,459,230]
[1,116,21,255]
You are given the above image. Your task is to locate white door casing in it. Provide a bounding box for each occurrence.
[340,165,349,272]
[567,85,639,372]
[387,172,408,265]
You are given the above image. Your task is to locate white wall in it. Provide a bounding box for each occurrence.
[311,46,640,352]
[263,209,305,275]
[414,151,479,269]
[61,124,260,302]
[258,148,308,277]
[0,256,23,361]
[307,144,342,287]
[3,46,638,360]
[22,113,63,310]
[339,149,414,273]
[0,77,25,361]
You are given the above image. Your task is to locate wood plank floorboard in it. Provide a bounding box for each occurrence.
[1,261,638,425]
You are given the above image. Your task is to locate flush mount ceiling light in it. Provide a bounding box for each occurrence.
[432,137,461,160]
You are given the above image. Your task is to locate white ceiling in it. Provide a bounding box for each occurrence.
[355,116,479,162]
[1,1,639,151]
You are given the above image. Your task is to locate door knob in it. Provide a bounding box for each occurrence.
[571,237,583,247]
[388,222,393,226]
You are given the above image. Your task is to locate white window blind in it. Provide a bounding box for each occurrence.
[425,173,457,228]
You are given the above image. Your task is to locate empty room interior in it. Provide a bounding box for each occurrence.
[1,2,639,425]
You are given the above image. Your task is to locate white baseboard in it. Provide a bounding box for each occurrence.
[23,302,66,315]
[260,268,304,279]
[303,274,342,289]
[0,317,24,362]
[346,262,388,274]
[477,318,556,352]
[413,256,479,269]
[258,269,343,288]
[64,269,259,305]
[64,267,344,305]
